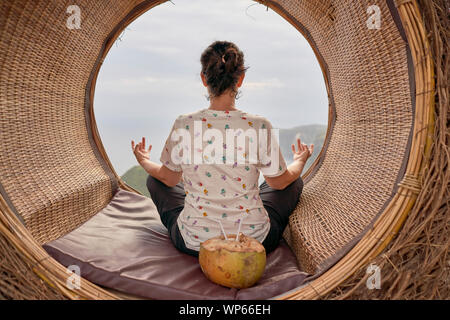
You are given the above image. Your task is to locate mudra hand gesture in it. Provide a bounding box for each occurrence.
[131,137,152,165]
[291,137,314,164]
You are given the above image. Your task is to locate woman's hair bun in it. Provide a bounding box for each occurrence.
[200,41,248,99]
[223,47,238,73]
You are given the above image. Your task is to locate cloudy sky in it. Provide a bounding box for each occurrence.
[94,0,328,175]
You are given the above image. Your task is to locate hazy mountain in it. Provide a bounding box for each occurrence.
[122,124,327,196]
[121,165,151,197]
[279,124,327,171]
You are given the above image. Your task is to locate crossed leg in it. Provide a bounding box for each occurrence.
[146,174,303,256]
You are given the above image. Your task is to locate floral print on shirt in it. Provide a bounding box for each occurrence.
[160,108,287,251]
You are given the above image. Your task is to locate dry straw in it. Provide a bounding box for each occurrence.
[323,0,449,299]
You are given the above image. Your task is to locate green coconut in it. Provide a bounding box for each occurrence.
[198,233,266,289]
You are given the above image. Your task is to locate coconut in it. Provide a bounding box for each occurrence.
[198,233,266,289]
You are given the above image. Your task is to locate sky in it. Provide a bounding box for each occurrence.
[94,0,328,175]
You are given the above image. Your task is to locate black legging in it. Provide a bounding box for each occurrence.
[146,174,303,257]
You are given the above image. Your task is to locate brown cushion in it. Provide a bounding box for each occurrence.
[43,188,309,299]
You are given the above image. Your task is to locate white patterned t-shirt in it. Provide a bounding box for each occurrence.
[159,108,287,251]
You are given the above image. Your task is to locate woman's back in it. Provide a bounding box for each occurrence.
[160,107,287,251]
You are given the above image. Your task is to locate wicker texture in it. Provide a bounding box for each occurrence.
[265,0,414,274]
[0,1,148,243]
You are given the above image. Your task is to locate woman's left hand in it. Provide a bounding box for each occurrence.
[131,137,152,165]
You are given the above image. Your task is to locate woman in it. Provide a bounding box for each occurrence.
[131,40,313,257]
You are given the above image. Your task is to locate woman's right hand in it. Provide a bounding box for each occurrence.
[291,137,314,164]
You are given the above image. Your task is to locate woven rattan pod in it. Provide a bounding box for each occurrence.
[1,0,447,300]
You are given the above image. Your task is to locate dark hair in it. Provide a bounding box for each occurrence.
[200,40,248,99]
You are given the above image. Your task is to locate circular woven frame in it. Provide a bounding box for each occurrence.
[0,0,447,299]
